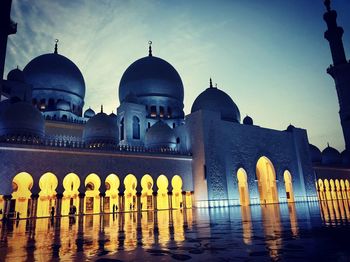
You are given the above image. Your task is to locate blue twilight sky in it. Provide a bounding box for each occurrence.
[4,0,350,151]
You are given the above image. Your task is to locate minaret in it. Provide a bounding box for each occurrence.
[0,0,17,95]
[323,0,350,149]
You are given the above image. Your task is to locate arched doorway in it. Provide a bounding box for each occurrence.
[330,179,337,200]
[335,179,342,200]
[85,173,101,214]
[237,168,250,206]
[340,180,347,200]
[105,174,120,213]
[124,174,137,212]
[172,175,183,209]
[157,175,169,210]
[37,172,58,217]
[346,180,350,200]
[62,173,80,216]
[141,174,153,210]
[256,156,278,204]
[283,170,295,203]
[11,172,33,218]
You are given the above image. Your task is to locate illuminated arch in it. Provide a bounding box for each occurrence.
[237,168,250,206]
[124,174,137,212]
[37,172,58,217]
[335,179,342,200]
[105,174,120,212]
[84,173,101,214]
[172,175,183,209]
[317,179,325,201]
[324,179,332,200]
[12,172,33,218]
[283,170,295,203]
[330,179,337,200]
[157,175,169,210]
[256,156,278,204]
[62,173,80,216]
[141,174,153,210]
[346,180,350,200]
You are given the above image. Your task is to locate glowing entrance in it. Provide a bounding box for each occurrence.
[283,170,295,203]
[105,174,120,212]
[62,173,80,216]
[157,175,169,210]
[11,172,33,218]
[172,175,183,209]
[84,173,101,214]
[37,172,58,217]
[124,174,137,211]
[141,174,153,210]
[317,179,325,201]
[256,156,278,204]
[237,168,250,206]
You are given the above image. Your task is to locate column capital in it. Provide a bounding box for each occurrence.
[118,192,125,197]
[3,195,12,200]
[181,191,186,195]
[99,192,106,197]
[31,193,39,199]
[167,191,173,196]
[78,193,85,198]
[152,192,158,196]
[56,193,63,199]
[136,192,142,197]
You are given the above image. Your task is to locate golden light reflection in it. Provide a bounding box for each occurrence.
[287,203,298,237]
[283,171,295,203]
[157,210,170,247]
[172,209,184,242]
[141,211,154,248]
[260,204,282,259]
[240,205,252,244]
[319,198,350,224]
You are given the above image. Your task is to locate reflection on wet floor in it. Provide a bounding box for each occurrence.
[1,202,350,261]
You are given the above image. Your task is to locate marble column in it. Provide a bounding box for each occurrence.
[31,194,39,218]
[100,192,106,214]
[167,192,173,210]
[119,193,125,212]
[136,192,141,212]
[153,192,158,211]
[182,191,187,209]
[3,195,11,217]
[55,193,63,217]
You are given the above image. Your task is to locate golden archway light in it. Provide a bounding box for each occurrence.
[37,172,58,217]
[84,173,101,214]
[105,174,120,212]
[62,173,80,216]
[283,170,295,203]
[237,168,250,206]
[11,172,34,219]
[124,174,137,211]
[141,174,153,210]
[256,156,278,204]
[157,175,169,210]
[172,175,183,209]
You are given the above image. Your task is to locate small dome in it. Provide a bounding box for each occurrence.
[144,120,176,149]
[286,124,295,132]
[84,108,95,118]
[0,100,45,139]
[7,68,26,83]
[309,144,322,163]
[119,55,184,103]
[83,112,118,145]
[341,150,350,166]
[322,145,341,166]
[23,53,85,99]
[109,112,118,121]
[243,115,253,125]
[56,100,70,111]
[191,84,240,123]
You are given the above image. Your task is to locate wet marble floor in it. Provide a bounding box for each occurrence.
[1,200,350,261]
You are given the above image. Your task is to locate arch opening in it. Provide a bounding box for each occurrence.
[283,170,295,203]
[84,173,101,214]
[37,172,58,217]
[124,174,137,211]
[141,174,153,210]
[11,172,33,218]
[105,174,120,212]
[237,168,250,206]
[256,156,278,204]
[62,173,80,216]
[157,175,169,210]
[172,175,183,209]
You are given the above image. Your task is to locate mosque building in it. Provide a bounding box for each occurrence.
[0,0,349,219]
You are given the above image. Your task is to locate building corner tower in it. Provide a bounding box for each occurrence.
[323,0,350,149]
[0,0,17,96]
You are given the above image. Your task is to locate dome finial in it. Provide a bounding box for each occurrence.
[148,41,153,56]
[54,39,59,54]
[209,78,213,88]
[101,105,103,113]
[324,0,331,12]
[327,142,330,147]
